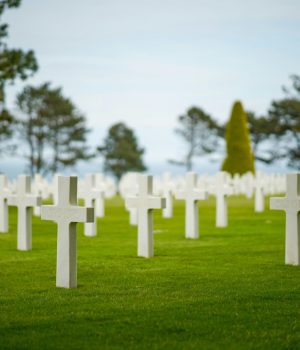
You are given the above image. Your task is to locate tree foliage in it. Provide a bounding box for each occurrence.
[0,0,38,154]
[0,0,38,97]
[16,83,92,175]
[246,111,276,164]
[169,107,221,170]
[267,75,300,169]
[222,101,255,175]
[98,122,147,180]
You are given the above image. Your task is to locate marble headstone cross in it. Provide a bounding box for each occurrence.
[7,175,41,251]
[0,175,10,233]
[128,207,138,225]
[270,173,300,265]
[243,172,254,199]
[255,173,265,212]
[41,176,94,288]
[33,174,44,217]
[52,173,61,205]
[95,173,106,218]
[81,174,103,236]
[126,175,166,258]
[215,171,233,227]
[176,172,208,239]
[161,172,174,218]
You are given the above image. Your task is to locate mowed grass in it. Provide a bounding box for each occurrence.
[0,195,299,350]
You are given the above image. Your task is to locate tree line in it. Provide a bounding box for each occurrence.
[170,75,300,172]
[0,1,146,179]
[3,78,146,179]
[1,0,299,180]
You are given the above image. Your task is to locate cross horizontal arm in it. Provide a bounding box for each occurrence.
[7,195,41,207]
[148,196,166,209]
[175,191,187,200]
[270,197,300,212]
[41,205,94,223]
[194,190,208,201]
[125,197,139,209]
[26,195,42,207]
[7,195,17,206]
[270,197,286,211]
[224,185,234,196]
[94,189,104,198]
[125,196,165,210]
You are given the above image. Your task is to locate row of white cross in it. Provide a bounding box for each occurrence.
[5,170,286,208]
[119,171,285,199]
[121,171,285,218]
[2,170,276,234]
[0,171,298,289]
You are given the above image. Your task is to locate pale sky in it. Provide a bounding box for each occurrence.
[3,0,300,176]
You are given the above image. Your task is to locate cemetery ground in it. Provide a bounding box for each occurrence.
[0,196,299,350]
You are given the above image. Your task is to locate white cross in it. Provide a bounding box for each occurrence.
[214,172,233,227]
[0,175,10,233]
[161,172,174,218]
[80,174,103,236]
[41,176,94,288]
[7,175,41,250]
[176,172,208,239]
[33,173,43,217]
[163,188,173,218]
[121,172,139,225]
[243,172,254,199]
[52,173,61,204]
[125,175,166,258]
[95,173,106,218]
[270,173,300,266]
[254,172,265,212]
[128,208,138,225]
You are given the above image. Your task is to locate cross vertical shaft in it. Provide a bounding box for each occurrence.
[56,222,77,288]
[0,175,9,233]
[270,173,300,265]
[176,172,208,239]
[41,176,94,288]
[7,175,41,251]
[126,175,165,258]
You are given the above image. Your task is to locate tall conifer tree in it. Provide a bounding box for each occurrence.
[222,101,255,175]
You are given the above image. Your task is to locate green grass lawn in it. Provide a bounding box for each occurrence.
[0,195,299,350]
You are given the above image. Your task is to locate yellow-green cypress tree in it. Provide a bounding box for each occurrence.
[222,101,255,175]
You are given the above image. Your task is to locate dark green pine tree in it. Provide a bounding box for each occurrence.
[16,83,50,175]
[16,83,93,175]
[246,111,275,164]
[222,101,255,175]
[98,122,147,180]
[0,0,38,155]
[268,75,300,169]
[45,86,93,173]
